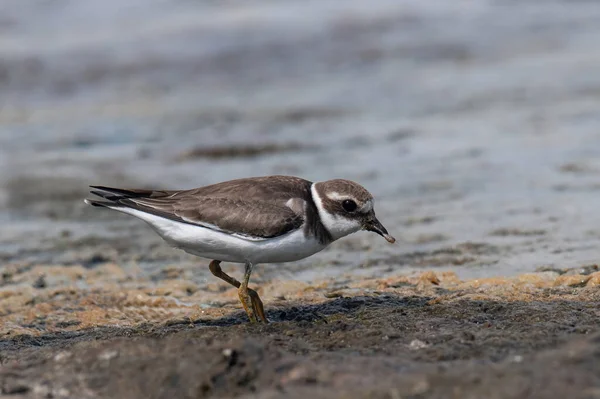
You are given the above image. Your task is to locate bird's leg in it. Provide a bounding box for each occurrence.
[208,260,268,323]
[248,286,267,323]
[239,261,263,323]
[209,259,241,287]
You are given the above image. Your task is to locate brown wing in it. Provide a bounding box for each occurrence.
[87,176,312,239]
[171,175,313,204]
[127,196,303,238]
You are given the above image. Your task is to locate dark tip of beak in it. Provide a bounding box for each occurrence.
[365,218,396,244]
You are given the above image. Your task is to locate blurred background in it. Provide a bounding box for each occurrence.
[1,0,599,291]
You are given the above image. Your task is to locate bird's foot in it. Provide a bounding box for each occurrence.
[238,286,268,323]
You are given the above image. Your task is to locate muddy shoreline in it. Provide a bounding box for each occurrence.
[2,267,600,398]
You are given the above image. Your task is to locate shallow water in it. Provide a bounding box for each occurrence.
[1,0,599,287]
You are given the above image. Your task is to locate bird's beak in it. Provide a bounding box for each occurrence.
[364,217,396,243]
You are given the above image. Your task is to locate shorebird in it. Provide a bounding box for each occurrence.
[85,175,395,323]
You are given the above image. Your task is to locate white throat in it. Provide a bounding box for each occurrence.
[311,183,362,241]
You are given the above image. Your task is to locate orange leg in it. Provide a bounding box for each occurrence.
[209,260,268,323]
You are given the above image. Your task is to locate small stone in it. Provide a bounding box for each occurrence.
[98,349,118,361]
[222,348,233,357]
[33,274,47,289]
[409,339,429,350]
[512,355,523,363]
[54,351,72,362]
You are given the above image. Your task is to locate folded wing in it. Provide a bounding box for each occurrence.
[87,182,306,239]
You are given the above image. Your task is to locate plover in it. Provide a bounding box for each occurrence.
[84,175,395,323]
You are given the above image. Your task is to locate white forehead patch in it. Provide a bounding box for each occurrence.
[326,191,350,201]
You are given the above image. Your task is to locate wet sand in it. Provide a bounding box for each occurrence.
[1,0,600,398]
[2,265,600,398]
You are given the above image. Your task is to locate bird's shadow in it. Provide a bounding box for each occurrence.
[0,293,431,354]
[198,292,432,326]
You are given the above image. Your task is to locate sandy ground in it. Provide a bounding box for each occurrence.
[2,265,600,398]
[1,0,600,398]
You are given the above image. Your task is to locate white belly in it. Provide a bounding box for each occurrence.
[112,207,328,264]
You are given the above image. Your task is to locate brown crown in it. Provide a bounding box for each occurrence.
[314,179,374,214]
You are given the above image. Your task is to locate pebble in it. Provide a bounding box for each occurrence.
[98,349,119,361]
[409,339,429,350]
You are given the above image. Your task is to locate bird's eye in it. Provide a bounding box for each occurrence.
[342,199,357,212]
